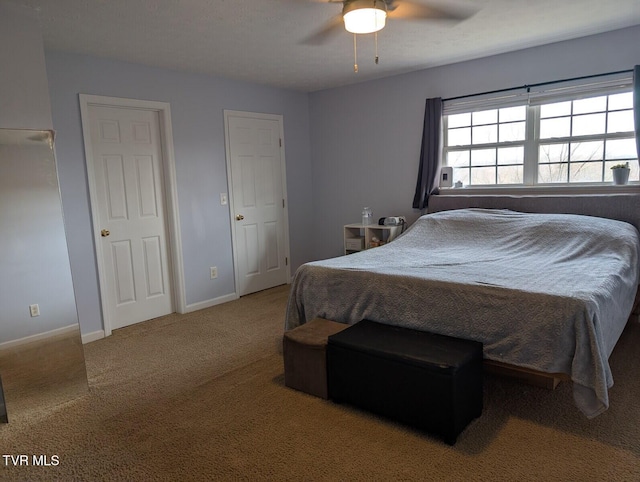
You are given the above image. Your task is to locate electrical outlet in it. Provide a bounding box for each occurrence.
[29,304,40,317]
[210,267,218,279]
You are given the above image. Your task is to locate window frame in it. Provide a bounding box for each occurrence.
[444,106,530,187]
[441,77,637,191]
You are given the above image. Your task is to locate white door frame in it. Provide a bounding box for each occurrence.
[80,94,186,336]
[223,110,292,295]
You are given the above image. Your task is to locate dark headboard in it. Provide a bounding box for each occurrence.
[427,193,640,233]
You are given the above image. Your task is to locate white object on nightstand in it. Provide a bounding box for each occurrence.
[440,166,453,188]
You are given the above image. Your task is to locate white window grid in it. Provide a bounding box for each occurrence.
[443,85,637,187]
[445,107,527,186]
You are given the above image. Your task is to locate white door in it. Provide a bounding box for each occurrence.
[87,105,174,330]
[225,112,289,296]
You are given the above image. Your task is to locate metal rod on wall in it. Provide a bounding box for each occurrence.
[443,69,634,103]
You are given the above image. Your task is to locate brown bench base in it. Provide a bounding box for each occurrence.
[283,318,349,399]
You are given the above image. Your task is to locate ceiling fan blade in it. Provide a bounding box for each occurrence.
[387,1,477,22]
[300,14,344,45]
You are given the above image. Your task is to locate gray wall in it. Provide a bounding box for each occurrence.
[45,52,314,337]
[308,26,640,260]
[0,4,78,342]
[0,3,52,130]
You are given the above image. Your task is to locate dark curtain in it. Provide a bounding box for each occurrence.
[634,65,640,164]
[412,97,443,210]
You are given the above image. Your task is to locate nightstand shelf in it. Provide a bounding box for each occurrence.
[344,224,402,255]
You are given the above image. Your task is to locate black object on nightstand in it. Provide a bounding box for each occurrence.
[327,320,483,445]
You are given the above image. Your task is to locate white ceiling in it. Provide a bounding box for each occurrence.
[11,0,640,92]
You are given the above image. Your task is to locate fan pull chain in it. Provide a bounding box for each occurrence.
[353,34,358,73]
[374,0,379,65]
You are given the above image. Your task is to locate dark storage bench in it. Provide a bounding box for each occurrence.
[327,320,483,445]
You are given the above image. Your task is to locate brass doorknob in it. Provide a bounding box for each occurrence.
[235,214,244,221]
[101,229,110,237]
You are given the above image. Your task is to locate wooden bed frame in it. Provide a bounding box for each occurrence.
[483,360,568,389]
[428,192,640,390]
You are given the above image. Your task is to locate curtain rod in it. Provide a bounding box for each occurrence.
[443,69,634,103]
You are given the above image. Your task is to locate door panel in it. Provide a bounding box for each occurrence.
[88,105,173,329]
[243,224,260,276]
[241,157,257,207]
[142,236,164,297]
[227,114,288,296]
[136,156,159,217]
[112,240,135,304]
[104,155,128,220]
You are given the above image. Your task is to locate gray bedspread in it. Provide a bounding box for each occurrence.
[285,208,640,418]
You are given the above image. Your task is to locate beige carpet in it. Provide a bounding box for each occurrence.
[1,284,639,481]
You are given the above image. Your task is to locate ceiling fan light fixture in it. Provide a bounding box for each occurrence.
[343,0,387,34]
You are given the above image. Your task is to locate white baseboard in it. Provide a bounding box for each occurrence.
[184,292,238,313]
[0,324,79,351]
[82,330,105,344]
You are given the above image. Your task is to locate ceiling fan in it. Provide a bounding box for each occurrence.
[303,0,476,71]
[304,0,476,43]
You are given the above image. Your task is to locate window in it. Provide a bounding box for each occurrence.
[447,106,526,186]
[443,76,637,187]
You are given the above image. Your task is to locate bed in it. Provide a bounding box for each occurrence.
[285,194,640,418]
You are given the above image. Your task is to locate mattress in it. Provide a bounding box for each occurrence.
[285,208,640,417]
